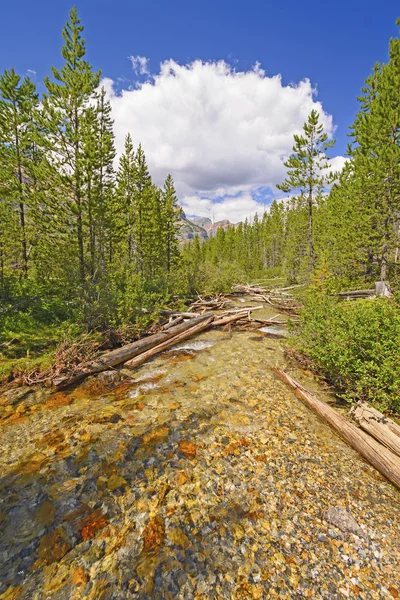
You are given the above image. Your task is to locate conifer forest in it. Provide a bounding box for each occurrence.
[1,7,400,598]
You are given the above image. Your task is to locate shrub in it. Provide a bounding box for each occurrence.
[293,295,400,413]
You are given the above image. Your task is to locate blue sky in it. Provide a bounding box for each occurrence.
[2,0,399,220]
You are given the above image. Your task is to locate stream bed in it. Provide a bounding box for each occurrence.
[1,305,400,599]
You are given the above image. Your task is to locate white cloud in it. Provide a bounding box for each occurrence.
[128,55,150,76]
[329,155,348,175]
[181,192,268,223]
[103,59,345,221]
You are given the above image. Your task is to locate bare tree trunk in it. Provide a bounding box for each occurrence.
[14,122,28,278]
[87,177,95,278]
[380,242,388,282]
[0,239,4,294]
[76,190,85,285]
[18,200,28,278]
[308,188,315,271]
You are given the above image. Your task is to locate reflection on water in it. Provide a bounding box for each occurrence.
[133,368,168,382]
[168,340,215,352]
[1,307,400,598]
[260,325,290,337]
[129,381,160,398]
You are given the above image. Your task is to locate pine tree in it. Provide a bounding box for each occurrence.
[39,6,101,285]
[161,174,182,272]
[348,20,400,282]
[94,87,116,267]
[0,69,38,280]
[277,109,335,272]
[133,143,152,272]
[116,133,136,264]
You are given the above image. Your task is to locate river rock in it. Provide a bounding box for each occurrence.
[96,370,122,384]
[323,507,368,541]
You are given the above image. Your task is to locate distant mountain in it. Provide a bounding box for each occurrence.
[178,216,209,241]
[191,217,232,237]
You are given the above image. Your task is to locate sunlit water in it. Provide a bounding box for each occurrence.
[1,300,399,598]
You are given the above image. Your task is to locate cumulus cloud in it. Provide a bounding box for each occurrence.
[102,59,345,221]
[329,155,348,175]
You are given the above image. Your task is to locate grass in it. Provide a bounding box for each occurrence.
[0,313,83,383]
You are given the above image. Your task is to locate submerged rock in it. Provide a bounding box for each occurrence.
[323,506,369,541]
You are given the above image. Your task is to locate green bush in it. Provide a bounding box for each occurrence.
[196,261,247,294]
[293,295,400,413]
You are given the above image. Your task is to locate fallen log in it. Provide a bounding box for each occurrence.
[272,368,400,490]
[213,313,248,327]
[162,316,184,330]
[351,403,400,458]
[219,305,263,316]
[124,316,214,369]
[337,289,374,298]
[159,310,200,318]
[234,285,269,295]
[54,314,212,389]
[249,318,287,326]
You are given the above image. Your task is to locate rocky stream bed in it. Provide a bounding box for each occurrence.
[1,303,400,599]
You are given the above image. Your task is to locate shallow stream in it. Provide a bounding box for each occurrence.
[1,301,400,599]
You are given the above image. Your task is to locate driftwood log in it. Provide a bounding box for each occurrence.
[162,316,184,330]
[213,313,248,327]
[124,316,214,369]
[272,368,400,490]
[54,314,212,389]
[351,403,400,458]
[159,310,200,319]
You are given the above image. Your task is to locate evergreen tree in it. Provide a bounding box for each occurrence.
[348,21,400,282]
[133,143,152,272]
[277,109,335,272]
[116,133,136,263]
[39,6,101,285]
[0,69,38,280]
[161,174,182,272]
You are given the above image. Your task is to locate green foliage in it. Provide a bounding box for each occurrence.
[278,109,335,273]
[294,296,400,412]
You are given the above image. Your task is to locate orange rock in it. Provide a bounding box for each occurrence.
[142,515,165,553]
[390,588,399,599]
[254,455,267,463]
[41,430,65,447]
[176,471,188,486]
[137,403,145,410]
[15,452,49,475]
[221,442,240,456]
[142,426,169,446]
[37,528,72,565]
[5,413,26,425]
[178,440,197,459]
[45,393,72,408]
[80,509,109,541]
[72,567,89,586]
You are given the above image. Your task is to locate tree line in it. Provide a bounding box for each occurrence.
[187,20,400,293]
[0,7,182,328]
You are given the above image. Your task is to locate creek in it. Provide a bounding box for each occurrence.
[1,300,400,598]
